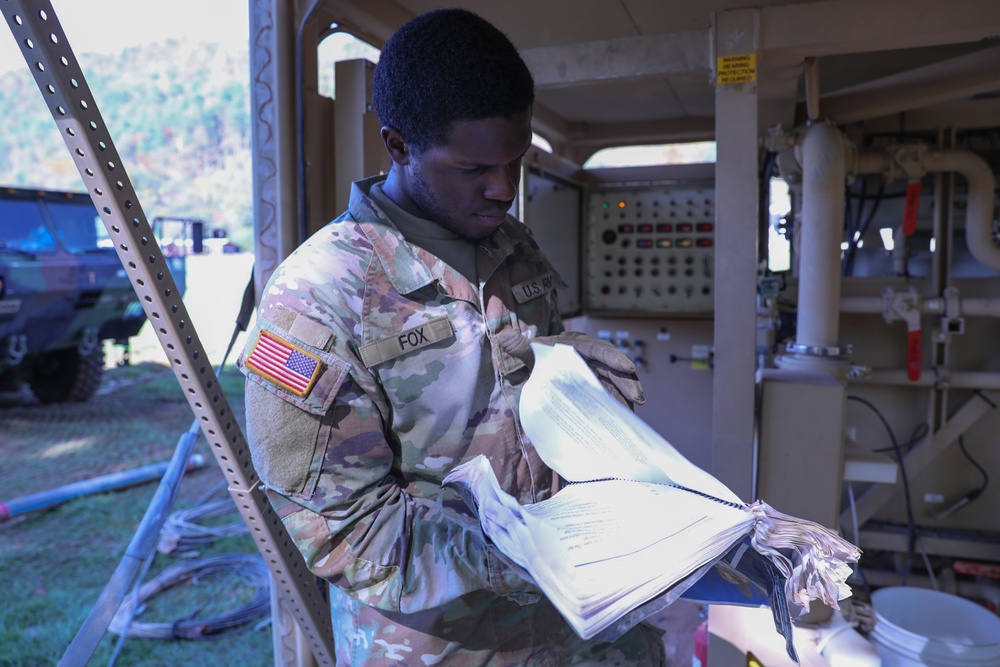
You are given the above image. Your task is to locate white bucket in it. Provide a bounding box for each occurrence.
[870,586,1000,666]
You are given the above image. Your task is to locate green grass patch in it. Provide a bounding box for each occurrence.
[0,359,273,665]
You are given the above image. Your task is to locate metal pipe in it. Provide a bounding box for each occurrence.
[0,454,205,523]
[840,294,1000,318]
[796,122,847,350]
[59,426,202,666]
[850,369,1000,389]
[957,298,1000,317]
[930,150,997,271]
[839,296,883,314]
[804,57,821,122]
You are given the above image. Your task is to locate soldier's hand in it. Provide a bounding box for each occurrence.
[495,329,644,408]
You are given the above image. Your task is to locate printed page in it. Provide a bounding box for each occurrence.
[523,479,752,607]
[520,343,744,505]
[444,455,754,639]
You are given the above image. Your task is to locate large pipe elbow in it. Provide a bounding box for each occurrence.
[852,147,999,272]
[926,150,998,272]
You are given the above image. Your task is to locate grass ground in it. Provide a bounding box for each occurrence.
[0,253,273,666]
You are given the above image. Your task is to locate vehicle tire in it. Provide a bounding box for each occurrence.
[0,368,21,393]
[28,346,105,403]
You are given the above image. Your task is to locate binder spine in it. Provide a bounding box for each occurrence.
[667,483,747,510]
[567,478,748,510]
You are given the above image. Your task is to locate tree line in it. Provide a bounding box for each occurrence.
[0,39,253,245]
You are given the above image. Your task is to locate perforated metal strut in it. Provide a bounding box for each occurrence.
[1,2,334,664]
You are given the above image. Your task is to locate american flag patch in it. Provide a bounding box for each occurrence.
[245,330,322,397]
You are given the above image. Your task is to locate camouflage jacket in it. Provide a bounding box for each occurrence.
[240,177,664,666]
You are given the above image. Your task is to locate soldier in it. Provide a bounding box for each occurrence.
[240,8,664,665]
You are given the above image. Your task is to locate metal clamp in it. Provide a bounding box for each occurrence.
[785,341,853,357]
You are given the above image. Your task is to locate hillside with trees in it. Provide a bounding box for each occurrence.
[0,39,254,246]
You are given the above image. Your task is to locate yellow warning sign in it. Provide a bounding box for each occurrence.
[717,53,756,84]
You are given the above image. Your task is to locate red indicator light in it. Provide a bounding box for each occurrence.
[656,224,673,233]
[637,239,653,248]
[696,223,714,232]
[696,238,713,247]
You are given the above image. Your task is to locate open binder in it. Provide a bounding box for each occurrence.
[443,343,859,662]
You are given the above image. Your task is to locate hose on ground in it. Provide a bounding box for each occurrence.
[108,553,270,640]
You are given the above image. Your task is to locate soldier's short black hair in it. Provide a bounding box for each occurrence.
[372,8,534,152]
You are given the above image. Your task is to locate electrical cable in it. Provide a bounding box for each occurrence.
[842,175,886,276]
[844,482,871,595]
[853,178,885,246]
[934,434,990,519]
[957,435,990,494]
[157,494,249,556]
[917,539,939,591]
[847,483,860,551]
[846,395,918,585]
[871,421,926,455]
[975,389,998,409]
[107,553,270,640]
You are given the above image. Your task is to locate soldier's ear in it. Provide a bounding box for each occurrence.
[380,126,411,166]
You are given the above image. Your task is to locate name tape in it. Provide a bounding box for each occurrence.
[359,315,455,367]
[512,272,555,304]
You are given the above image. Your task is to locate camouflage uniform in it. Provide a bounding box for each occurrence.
[240,176,665,666]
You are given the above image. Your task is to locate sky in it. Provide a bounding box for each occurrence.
[0,0,249,75]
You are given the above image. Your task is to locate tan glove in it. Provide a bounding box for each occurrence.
[495,329,645,408]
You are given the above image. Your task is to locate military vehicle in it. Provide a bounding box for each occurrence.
[0,187,184,402]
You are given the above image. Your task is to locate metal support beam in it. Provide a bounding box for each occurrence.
[521,30,710,88]
[858,529,1000,562]
[250,0,301,292]
[817,46,1000,125]
[2,2,334,664]
[760,0,1000,57]
[858,98,1000,133]
[710,8,760,502]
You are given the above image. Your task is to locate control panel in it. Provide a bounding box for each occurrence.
[586,183,715,315]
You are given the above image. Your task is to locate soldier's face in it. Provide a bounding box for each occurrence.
[406,110,532,240]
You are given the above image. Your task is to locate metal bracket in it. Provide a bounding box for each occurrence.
[881,287,921,330]
[1,3,333,665]
[79,325,99,354]
[940,286,965,337]
[888,144,929,182]
[4,334,27,366]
